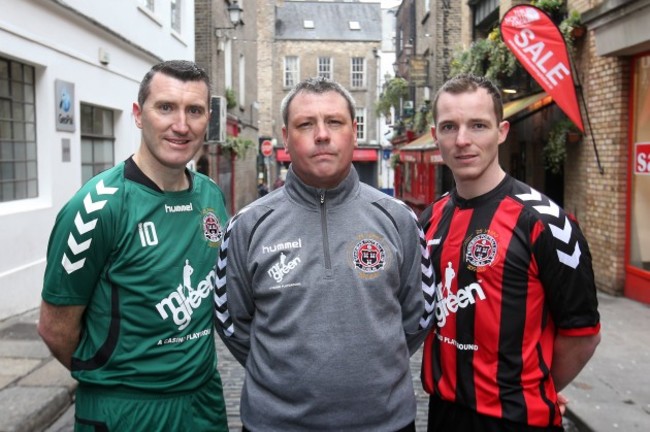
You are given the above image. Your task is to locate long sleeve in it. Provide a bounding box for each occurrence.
[214,212,255,366]
[399,204,436,355]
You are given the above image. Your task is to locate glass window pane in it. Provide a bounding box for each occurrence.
[14,180,26,199]
[81,104,92,133]
[0,142,12,159]
[23,66,33,84]
[2,181,13,201]
[27,161,37,178]
[0,121,11,139]
[24,104,34,122]
[10,62,21,80]
[24,84,34,103]
[25,124,35,141]
[11,81,24,101]
[12,103,24,121]
[0,60,8,79]
[0,100,10,118]
[81,139,93,163]
[13,122,24,140]
[27,179,37,197]
[26,141,36,159]
[0,79,9,98]
[14,142,26,160]
[81,165,93,184]
[102,109,114,135]
[98,140,114,163]
[15,161,26,180]
[1,162,14,179]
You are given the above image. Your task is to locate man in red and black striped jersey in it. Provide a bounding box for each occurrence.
[419,74,600,432]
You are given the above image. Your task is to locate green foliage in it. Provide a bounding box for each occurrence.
[376,77,409,118]
[413,107,433,135]
[389,152,402,169]
[543,119,580,174]
[449,28,518,85]
[220,136,254,158]
[225,87,237,109]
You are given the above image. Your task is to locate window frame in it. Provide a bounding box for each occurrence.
[80,103,115,184]
[351,57,366,89]
[0,56,38,203]
[284,56,299,88]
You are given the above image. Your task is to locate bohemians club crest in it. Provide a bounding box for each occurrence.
[202,210,223,246]
[465,230,498,271]
[353,238,386,273]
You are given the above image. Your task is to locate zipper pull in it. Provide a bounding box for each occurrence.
[320,192,325,204]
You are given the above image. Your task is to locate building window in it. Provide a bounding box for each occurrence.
[171,0,181,33]
[318,57,332,80]
[81,104,114,184]
[355,107,366,142]
[284,56,299,88]
[351,57,365,88]
[0,57,37,202]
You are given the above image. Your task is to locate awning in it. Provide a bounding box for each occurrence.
[275,148,378,162]
[503,92,553,120]
[399,133,442,164]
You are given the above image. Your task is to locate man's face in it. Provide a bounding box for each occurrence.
[431,88,509,194]
[282,91,357,189]
[132,72,209,171]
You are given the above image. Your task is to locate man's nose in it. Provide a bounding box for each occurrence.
[455,126,471,145]
[314,121,330,142]
[171,112,190,134]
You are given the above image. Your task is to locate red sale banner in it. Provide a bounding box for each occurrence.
[635,142,650,175]
[500,5,584,132]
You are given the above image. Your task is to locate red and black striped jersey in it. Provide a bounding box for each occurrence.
[419,174,600,428]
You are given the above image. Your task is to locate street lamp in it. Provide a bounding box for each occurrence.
[227,0,243,28]
[215,0,243,34]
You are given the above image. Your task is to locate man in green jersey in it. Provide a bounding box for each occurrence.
[39,60,229,431]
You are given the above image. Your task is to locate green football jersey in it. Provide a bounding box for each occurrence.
[43,158,229,392]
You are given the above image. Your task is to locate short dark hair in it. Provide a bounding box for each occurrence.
[432,74,504,124]
[137,60,210,107]
[281,76,356,127]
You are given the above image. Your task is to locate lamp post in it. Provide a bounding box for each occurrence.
[215,0,243,36]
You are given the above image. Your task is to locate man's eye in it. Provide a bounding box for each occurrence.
[160,104,172,112]
[440,124,456,132]
[188,107,204,115]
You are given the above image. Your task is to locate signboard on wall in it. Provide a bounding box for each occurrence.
[55,80,75,132]
[635,142,650,175]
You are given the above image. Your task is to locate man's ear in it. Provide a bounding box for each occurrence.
[430,125,437,141]
[133,102,143,129]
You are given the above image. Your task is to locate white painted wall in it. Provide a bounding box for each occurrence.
[0,0,195,320]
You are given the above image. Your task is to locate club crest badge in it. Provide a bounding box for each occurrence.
[465,231,498,271]
[353,239,386,273]
[202,210,223,246]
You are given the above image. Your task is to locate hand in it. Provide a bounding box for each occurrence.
[557,392,569,415]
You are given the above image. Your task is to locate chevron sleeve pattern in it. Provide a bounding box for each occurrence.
[213,208,253,366]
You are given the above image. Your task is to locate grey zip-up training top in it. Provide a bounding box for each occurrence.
[214,166,435,431]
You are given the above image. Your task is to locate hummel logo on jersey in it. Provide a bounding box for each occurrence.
[268,253,301,283]
[62,180,118,274]
[156,260,215,331]
[165,203,193,213]
[262,238,303,254]
[435,262,486,327]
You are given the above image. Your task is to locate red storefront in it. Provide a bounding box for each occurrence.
[394,133,443,215]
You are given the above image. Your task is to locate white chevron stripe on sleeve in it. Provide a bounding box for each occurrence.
[74,212,97,235]
[557,243,581,269]
[83,193,108,213]
[96,179,118,195]
[549,216,572,244]
[67,233,92,255]
[62,253,86,274]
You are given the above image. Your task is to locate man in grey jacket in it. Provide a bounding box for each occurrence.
[214,77,435,431]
